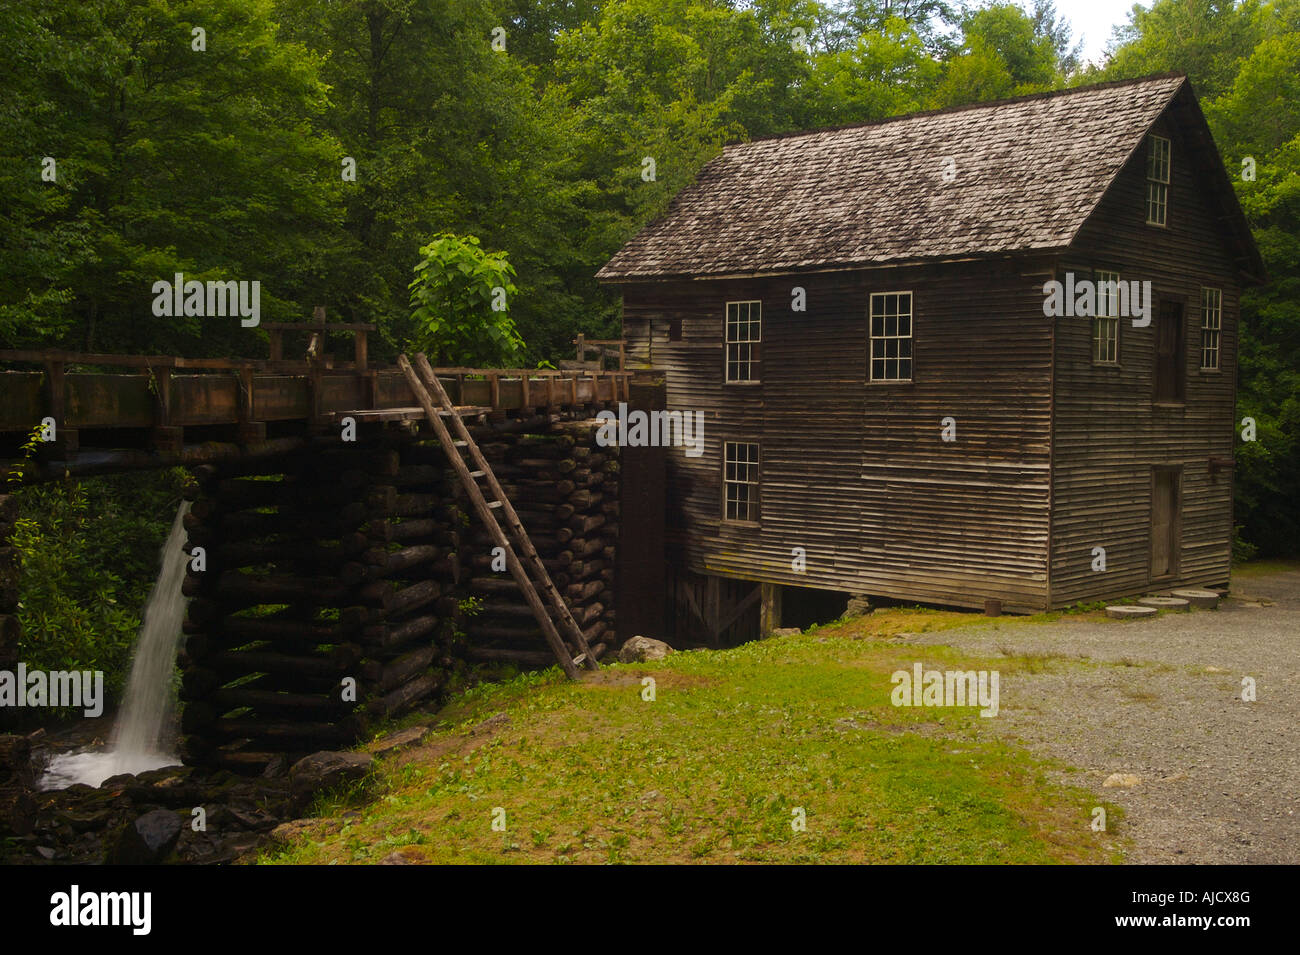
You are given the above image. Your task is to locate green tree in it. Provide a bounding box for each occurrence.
[0,0,349,355]
[407,233,524,366]
[931,2,1062,108]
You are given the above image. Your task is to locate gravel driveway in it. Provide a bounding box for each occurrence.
[902,565,1300,864]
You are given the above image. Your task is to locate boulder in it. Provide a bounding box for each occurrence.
[288,751,373,810]
[618,636,674,663]
[369,726,430,756]
[104,809,183,864]
[843,595,874,618]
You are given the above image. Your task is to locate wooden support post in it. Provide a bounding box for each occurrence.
[760,583,782,638]
[236,366,266,444]
[355,328,368,372]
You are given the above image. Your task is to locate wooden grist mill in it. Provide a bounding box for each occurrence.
[0,323,642,773]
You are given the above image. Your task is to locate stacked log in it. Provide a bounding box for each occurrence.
[463,420,619,667]
[177,440,462,773]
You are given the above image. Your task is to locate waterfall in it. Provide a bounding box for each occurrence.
[40,501,191,790]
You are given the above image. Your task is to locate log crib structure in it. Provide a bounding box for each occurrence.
[0,332,635,773]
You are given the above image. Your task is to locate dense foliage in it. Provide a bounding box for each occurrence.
[8,471,186,715]
[1,0,1297,554]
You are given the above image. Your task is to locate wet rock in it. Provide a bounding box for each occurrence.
[105,808,183,864]
[261,754,288,779]
[227,807,278,832]
[618,635,674,663]
[56,807,116,833]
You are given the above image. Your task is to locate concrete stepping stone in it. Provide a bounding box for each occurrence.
[1106,605,1158,619]
[1171,589,1220,609]
[1138,596,1190,611]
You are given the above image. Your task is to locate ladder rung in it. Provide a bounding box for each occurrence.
[487,500,503,509]
[452,440,468,447]
[469,470,485,478]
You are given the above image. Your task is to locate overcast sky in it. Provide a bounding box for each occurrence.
[1033,0,1145,66]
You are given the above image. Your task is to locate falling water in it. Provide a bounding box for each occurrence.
[40,501,191,790]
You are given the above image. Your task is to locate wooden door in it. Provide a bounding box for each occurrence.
[1154,301,1185,403]
[1151,468,1180,578]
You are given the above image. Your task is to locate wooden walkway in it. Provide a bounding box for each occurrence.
[0,347,630,481]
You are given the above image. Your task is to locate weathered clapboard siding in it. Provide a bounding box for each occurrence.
[608,75,1261,625]
[624,256,1055,612]
[1050,100,1240,606]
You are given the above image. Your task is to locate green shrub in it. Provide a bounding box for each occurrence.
[8,470,185,716]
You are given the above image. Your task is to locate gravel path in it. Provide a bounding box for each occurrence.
[901,566,1300,864]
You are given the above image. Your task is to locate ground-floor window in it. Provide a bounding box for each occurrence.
[723,441,760,522]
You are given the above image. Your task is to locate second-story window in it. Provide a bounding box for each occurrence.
[869,292,913,381]
[1093,269,1120,364]
[726,301,761,382]
[1200,287,1222,370]
[1146,134,1170,226]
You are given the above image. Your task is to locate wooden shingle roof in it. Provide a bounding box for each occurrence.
[598,74,1199,282]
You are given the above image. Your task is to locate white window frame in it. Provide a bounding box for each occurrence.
[1200,286,1222,371]
[725,300,761,383]
[723,440,760,523]
[869,291,913,383]
[1146,134,1170,227]
[1093,269,1121,364]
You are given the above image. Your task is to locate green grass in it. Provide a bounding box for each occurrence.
[261,608,1123,865]
[1231,558,1300,579]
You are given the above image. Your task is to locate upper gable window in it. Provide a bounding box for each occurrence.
[869,292,913,382]
[1200,287,1222,370]
[1146,134,1170,226]
[725,301,761,383]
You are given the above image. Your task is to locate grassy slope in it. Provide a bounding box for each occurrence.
[262,607,1124,865]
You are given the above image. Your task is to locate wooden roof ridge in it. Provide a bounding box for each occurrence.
[597,73,1244,284]
[726,71,1191,149]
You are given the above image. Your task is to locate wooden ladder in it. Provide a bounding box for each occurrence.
[397,353,599,679]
